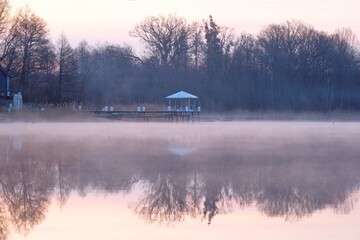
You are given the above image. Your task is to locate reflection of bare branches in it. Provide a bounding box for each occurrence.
[131,174,189,224]
[7,191,49,234]
[333,192,358,214]
[257,182,359,221]
[130,154,360,225]
[1,131,360,233]
[56,159,72,207]
[0,200,10,240]
[186,170,204,218]
[203,186,235,224]
[257,188,316,221]
[200,160,238,225]
[203,192,218,224]
[1,158,55,235]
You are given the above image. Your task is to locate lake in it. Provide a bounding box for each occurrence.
[1,122,360,240]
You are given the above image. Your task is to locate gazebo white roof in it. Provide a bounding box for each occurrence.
[165,91,198,99]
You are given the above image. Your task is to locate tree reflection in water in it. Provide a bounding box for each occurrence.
[1,147,55,235]
[1,127,360,236]
[0,199,10,240]
[130,160,190,223]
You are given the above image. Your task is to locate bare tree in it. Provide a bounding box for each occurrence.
[203,15,222,79]
[9,6,53,99]
[76,40,91,102]
[189,22,204,70]
[130,14,195,68]
[0,0,11,61]
[55,33,79,103]
[230,33,262,109]
[330,28,359,110]
[81,43,136,105]
[257,20,313,109]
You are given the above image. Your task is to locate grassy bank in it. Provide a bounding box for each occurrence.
[0,108,98,122]
[201,110,360,122]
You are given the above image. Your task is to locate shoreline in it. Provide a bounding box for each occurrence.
[1,109,360,123]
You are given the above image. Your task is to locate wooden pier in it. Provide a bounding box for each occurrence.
[92,110,200,122]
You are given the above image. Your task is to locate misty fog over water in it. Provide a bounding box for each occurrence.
[1,122,360,239]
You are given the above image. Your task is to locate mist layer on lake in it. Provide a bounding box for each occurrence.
[1,122,360,240]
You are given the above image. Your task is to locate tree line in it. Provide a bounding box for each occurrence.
[0,0,359,111]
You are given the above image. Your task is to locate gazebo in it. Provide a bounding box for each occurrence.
[165,91,199,112]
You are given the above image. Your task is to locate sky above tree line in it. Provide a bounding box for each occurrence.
[9,0,360,52]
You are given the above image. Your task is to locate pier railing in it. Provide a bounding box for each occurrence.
[91,110,200,122]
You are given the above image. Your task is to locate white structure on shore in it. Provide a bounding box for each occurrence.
[12,92,23,110]
[165,91,199,112]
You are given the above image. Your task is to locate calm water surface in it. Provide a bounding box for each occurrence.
[1,122,360,240]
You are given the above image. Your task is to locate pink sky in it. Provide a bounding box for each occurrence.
[9,0,360,51]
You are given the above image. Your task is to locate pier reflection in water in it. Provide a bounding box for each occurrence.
[1,122,360,239]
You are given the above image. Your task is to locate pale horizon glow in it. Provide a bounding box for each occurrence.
[12,191,360,240]
[9,0,360,52]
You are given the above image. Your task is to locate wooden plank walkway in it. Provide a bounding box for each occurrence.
[91,110,200,122]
